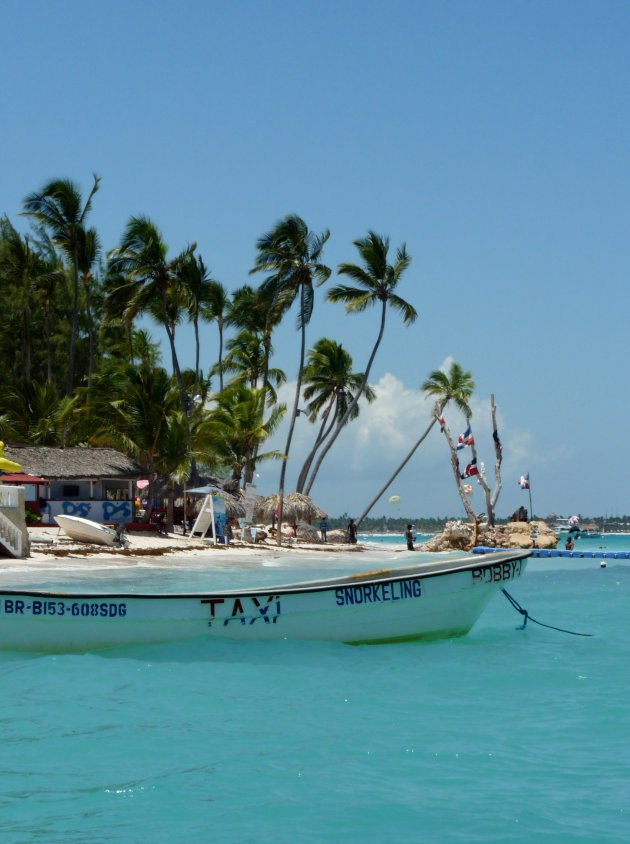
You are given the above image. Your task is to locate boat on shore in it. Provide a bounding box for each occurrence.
[54,515,120,547]
[0,549,529,652]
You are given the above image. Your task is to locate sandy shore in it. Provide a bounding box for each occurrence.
[25,525,370,564]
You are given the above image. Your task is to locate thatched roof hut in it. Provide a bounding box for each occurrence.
[3,445,143,479]
[254,492,326,524]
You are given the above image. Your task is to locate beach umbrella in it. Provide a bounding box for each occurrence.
[254,492,326,523]
[187,485,246,518]
[223,497,246,519]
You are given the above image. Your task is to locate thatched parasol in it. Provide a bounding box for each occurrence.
[254,492,326,524]
[223,496,246,519]
[187,485,246,518]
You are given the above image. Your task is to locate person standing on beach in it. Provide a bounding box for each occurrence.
[405,524,415,551]
[347,519,357,544]
[319,516,329,542]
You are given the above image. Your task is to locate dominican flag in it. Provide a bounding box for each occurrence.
[518,473,530,490]
[456,425,474,450]
[461,458,479,478]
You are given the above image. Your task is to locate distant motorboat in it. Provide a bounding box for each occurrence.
[55,515,120,547]
[552,518,601,540]
[0,549,529,652]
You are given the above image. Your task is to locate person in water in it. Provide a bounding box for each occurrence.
[565,535,574,551]
[405,524,415,551]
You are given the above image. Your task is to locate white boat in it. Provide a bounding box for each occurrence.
[0,549,528,652]
[55,515,120,547]
[552,518,601,539]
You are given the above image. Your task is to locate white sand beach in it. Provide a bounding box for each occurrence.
[24,524,377,566]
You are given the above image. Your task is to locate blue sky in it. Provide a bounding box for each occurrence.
[2,0,629,519]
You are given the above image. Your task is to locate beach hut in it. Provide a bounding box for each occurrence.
[255,492,326,525]
[2,445,143,525]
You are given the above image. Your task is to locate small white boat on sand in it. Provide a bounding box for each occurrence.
[0,549,529,652]
[55,515,119,547]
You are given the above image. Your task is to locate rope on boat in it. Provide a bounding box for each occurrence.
[501,588,593,637]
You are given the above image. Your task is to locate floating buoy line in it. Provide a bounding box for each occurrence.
[474,546,630,560]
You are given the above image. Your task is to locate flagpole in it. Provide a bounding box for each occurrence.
[528,474,533,520]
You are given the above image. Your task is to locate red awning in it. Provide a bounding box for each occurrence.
[0,473,48,484]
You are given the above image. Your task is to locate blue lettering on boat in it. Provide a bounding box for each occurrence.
[472,559,523,585]
[201,595,282,627]
[1,599,127,618]
[335,579,421,607]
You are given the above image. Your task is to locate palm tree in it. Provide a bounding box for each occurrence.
[250,215,331,542]
[199,384,286,487]
[201,279,230,392]
[304,231,417,496]
[0,217,59,385]
[91,365,181,522]
[295,338,375,493]
[0,380,70,445]
[178,252,218,395]
[217,330,285,399]
[355,362,474,526]
[23,174,101,396]
[108,216,195,409]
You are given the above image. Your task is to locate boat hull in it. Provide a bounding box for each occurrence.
[55,515,118,547]
[0,550,529,652]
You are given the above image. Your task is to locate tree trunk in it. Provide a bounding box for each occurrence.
[295,398,335,493]
[163,304,186,412]
[489,394,503,521]
[22,304,32,384]
[67,248,79,397]
[304,301,387,496]
[166,478,175,533]
[355,414,440,528]
[441,423,476,520]
[218,319,224,392]
[193,315,200,396]
[276,285,307,546]
[85,279,96,390]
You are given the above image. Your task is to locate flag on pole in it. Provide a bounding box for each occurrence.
[461,458,479,478]
[456,425,474,450]
[518,473,530,489]
[437,414,446,431]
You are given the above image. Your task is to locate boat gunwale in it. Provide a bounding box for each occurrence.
[0,550,529,601]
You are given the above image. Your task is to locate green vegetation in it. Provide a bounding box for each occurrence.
[0,174,478,533]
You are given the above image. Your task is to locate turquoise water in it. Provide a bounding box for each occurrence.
[1,538,630,842]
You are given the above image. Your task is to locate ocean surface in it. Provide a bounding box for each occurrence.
[1,535,629,842]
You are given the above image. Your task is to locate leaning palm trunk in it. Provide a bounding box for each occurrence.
[162,297,186,412]
[276,286,307,546]
[355,414,440,528]
[304,302,387,496]
[295,397,336,493]
[246,332,273,486]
